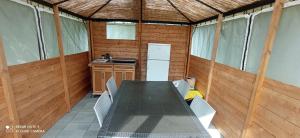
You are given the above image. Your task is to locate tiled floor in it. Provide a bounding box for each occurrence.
[42,92,222,138]
[42,93,99,138]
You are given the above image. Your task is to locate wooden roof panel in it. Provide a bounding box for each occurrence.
[58,0,110,17]
[170,0,219,22]
[143,0,188,23]
[40,0,270,23]
[91,0,140,20]
[200,0,258,12]
[44,0,65,4]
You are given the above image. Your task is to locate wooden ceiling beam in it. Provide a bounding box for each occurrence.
[195,0,223,13]
[90,18,139,22]
[142,20,190,25]
[53,0,71,5]
[166,0,193,23]
[88,0,112,18]
[90,18,191,25]
[140,0,143,21]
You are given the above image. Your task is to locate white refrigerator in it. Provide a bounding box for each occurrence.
[146,43,171,81]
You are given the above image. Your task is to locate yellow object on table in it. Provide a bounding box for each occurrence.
[184,90,204,101]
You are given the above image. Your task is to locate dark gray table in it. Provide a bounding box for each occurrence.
[98,81,210,138]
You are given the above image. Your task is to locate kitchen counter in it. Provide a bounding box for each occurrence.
[89,58,136,95]
[88,58,136,67]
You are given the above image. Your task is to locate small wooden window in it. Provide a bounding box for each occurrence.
[106,22,136,40]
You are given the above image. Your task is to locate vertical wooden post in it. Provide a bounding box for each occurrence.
[241,0,284,137]
[184,25,192,78]
[138,20,142,80]
[138,0,143,80]
[89,21,95,60]
[87,21,92,63]
[53,5,71,112]
[205,14,223,101]
[0,37,21,138]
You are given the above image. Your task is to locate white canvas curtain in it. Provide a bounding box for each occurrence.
[40,11,59,58]
[191,16,248,69]
[216,17,249,69]
[191,1,300,87]
[245,4,300,87]
[0,0,89,65]
[191,24,215,60]
[0,0,40,65]
[61,17,88,55]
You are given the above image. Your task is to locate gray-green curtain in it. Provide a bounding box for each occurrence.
[245,12,271,73]
[246,4,300,87]
[61,17,88,55]
[216,17,248,69]
[0,0,40,65]
[191,24,215,60]
[40,11,59,58]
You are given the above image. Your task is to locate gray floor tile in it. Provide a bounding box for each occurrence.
[42,127,62,138]
[87,123,100,131]
[57,111,78,123]
[81,102,96,112]
[43,93,99,138]
[63,122,90,131]
[83,130,98,138]
[72,112,96,123]
[72,102,89,111]
[56,130,86,138]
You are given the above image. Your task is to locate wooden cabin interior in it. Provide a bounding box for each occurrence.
[0,0,300,137]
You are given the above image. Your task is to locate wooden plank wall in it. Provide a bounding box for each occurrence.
[65,52,91,107]
[8,58,66,138]
[91,22,140,79]
[91,22,189,80]
[246,78,300,138]
[0,52,91,137]
[188,56,210,95]
[92,22,139,59]
[188,56,300,138]
[0,82,12,138]
[209,63,256,138]
[140,24,189,80]
[188,58,256,137]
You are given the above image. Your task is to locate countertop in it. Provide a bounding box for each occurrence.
[88,58,137,67]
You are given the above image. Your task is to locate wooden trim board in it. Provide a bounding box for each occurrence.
[138,20,142,80]
[87,21,92,63]
[241,0,285,137]
[53,5,71,112]
[206,14,223,101]
[185,25,192,78]
[89,21,95,60]
[0,37,21,138]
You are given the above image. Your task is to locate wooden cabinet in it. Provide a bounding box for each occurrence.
[114,65,135,87]
[91,64,135,95]
[92,65,113,95]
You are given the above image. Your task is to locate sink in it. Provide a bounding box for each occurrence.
[111,59,136,64]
